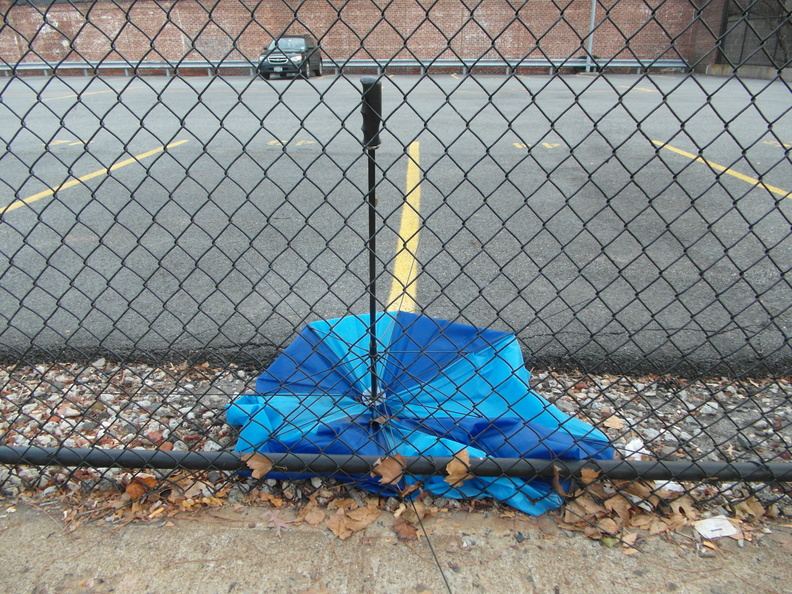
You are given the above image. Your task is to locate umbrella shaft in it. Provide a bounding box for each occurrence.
[367,148,379,400]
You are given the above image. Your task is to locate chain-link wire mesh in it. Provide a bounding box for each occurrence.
[1,0,791,521]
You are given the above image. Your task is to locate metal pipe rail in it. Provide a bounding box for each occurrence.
[1,446,789,482]
[1,57,689,78]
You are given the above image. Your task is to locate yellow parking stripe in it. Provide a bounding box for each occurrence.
[387,141,422,312]
[652,140,791,199]
[0,140,189,215]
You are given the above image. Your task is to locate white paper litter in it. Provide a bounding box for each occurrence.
[621,437,650,461]
[692,516,739,539]
[654,480,685,493]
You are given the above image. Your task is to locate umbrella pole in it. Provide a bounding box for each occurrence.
[366,148,379,400]
[361,76,383,400]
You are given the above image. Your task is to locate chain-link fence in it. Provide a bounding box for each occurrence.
[1,0,791,524]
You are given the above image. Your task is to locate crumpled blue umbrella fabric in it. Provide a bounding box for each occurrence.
[226,312,613,515]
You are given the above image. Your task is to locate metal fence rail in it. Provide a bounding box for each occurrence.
[0,0,791,520]
[0,57,690,77]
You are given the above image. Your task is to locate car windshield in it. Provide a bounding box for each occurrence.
[267,38,307,51]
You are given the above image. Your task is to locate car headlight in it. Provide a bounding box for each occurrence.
[290,55,303,63]
[258,55,266,62]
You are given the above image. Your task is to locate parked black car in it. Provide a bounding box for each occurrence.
[257,35,323,79]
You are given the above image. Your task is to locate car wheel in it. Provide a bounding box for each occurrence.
[302,64,310,79]
[261,73,270,80]
[314,61,322,77]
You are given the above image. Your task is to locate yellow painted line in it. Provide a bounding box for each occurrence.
[763,140,791,148]
[387,141,422,313]
[0,140,189,215]
[42,89,118,102]
[620,86,658,92]
[47,140,70,146]
[652,140,791,198]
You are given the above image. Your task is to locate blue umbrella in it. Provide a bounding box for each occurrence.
[227,311,613,515]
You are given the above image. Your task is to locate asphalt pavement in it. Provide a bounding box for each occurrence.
[0,73,790,374]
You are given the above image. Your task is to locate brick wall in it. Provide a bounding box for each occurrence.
[0,0,724,67]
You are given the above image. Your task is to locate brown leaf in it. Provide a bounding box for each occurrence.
[734,497,765,519]
[242,453,273,479]
[598,517,620,536]
[400,483,420,497]
[669,495,699,519]
[621,532,640,547]
[329,498,358,511]
[562,500,590,525]
[372,454,406,485]
[125,476,158,500]
[583,524,602,540]
[402,501,435,526]
[603,416,625,430]
[648,518,670,535]
[346,505,380,526]
[263,510,293,537]
[577,494,608,517]
[444,449,474,487]
[327,509,353,540]
[393,516,419,541]
[604,494,633,521]
[620,481,654,500]
[552,465,569,497]
[303,507,326,526]
[627,514,655,529]
[579,468,601,485]
[182,480,210,500]
[665,513,687,531]
[259,492,284,508]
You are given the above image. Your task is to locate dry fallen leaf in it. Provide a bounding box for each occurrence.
[325,503,379,540]
[402,501,435,526]
[372,454,406,485]
[669,495,699,519]
[552,465,569,497]
[734,497,765,519]
[242,453,273,479]
[648,518,670,535]
[303,507,326,526]
[444,449,474,487]
[579,468,601,485]
[400,483,420,497]
[346,504,381,526]
[620,480,654,500]
[604,494,633,521]
[327,509,353,540]
[621,532,640,547]
[329,498,358,511]
[628,514,654,529]
[393,516,419,541]
[603,416,625,430]
[598,517,620,535]
[576,494,607,517]
[182,480,210,500]
[125,476,158,500]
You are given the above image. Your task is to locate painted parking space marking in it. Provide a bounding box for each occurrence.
[653,140,791,199]
[0,140,189,215]
[387,141,422,313]
[620,86,658,92]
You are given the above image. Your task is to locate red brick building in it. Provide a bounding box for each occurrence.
[0,0,724,71]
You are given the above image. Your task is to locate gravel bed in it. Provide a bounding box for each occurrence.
[0,360,790,514]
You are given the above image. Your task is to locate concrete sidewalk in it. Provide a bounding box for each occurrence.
[1,501,790,593]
